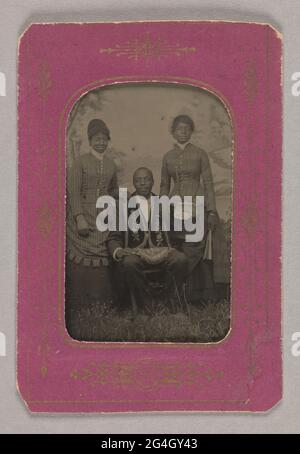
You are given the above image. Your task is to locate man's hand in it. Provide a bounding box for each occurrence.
[76,214,91,237]
[207,211,218,232]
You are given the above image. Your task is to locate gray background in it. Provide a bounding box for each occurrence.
[0,0,298,434]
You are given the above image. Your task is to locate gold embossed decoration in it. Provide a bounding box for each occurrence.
[37,61,53,101]
[99,33,196,61]
[244,60,258,107]
[70,360,223,391]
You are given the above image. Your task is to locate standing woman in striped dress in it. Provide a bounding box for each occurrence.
[66,119,118,337]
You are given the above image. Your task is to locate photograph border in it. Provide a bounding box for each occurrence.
[61,75,235,348]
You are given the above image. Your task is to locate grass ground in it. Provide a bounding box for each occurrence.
[67,296,231,343]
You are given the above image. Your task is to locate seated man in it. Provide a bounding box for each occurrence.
[107,167,189,311]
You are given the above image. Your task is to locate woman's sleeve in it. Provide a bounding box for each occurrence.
[108,164,119,198]
[160,154,171,196]
[201,150,217,212]
[67,158,83,218]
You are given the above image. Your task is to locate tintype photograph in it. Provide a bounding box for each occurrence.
[17,21,281,413]
[65,83,232,343]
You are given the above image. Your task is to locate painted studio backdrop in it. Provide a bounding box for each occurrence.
[68,83,232,215]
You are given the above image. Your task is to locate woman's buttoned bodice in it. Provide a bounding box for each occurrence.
[68,153,118,217]
[160,143,216,212]
[66,152,118,266]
